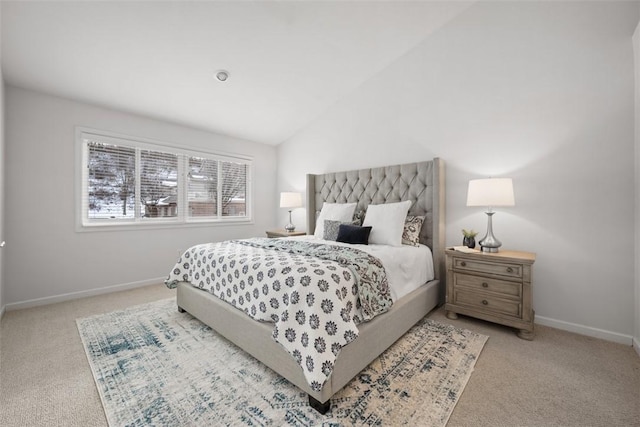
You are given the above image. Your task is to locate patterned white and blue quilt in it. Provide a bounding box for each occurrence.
[165,237,392,391]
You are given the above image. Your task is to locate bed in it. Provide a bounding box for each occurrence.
[169,158,445,413]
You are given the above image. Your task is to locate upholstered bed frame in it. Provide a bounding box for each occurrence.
[176,158,445,413]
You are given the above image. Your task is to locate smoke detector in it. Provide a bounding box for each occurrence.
[215,70,229,82]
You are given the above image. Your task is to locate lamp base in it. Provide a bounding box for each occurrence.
[479,211,502,253]
[284,210,295,232]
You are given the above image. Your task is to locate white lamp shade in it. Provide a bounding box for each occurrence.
[280,192,302,209]
[466,178,515,207]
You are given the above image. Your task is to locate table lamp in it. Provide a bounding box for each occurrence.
[280,192,302,232]
[466,178,515,253]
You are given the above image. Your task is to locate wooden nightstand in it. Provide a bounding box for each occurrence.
[445,248,536,340]
[265,229,306,238]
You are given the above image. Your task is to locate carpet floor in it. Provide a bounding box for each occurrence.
[1,284,639,426]
[77,298,487,426]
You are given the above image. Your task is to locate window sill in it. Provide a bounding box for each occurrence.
[76,218,254,233]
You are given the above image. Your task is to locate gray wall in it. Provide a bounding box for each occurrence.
[4,86,277,307]
[277,1,639,343]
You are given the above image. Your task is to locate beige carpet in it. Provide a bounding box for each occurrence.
[1,283,639,426]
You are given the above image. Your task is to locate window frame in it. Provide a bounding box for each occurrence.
[75,127,253,232]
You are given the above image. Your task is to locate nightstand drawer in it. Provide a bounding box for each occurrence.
[453,273,522,298]
[453,257,523,279]
[454,289,522,318]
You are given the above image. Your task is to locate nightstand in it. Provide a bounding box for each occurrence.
[265,229,306,238]
[445,248,536,340]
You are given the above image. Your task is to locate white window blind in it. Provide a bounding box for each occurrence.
[78,129,252,229]
[87,141,136,220]
[221,161,247,217]
[188,156,218,218]
[140,150,179,219]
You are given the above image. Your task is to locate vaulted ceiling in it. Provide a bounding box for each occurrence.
[1,1,473,145]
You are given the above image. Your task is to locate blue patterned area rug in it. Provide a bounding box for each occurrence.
[77,298,488,426]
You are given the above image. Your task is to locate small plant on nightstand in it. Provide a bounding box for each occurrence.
[462,229,478,249]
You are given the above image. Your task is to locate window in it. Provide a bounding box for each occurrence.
[186,158,247,218]
[187,156,217,218]
[77,129,252,229]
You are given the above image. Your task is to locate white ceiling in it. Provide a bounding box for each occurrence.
[1,1,473,145]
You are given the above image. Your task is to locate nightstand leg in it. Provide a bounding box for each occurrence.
[445,310,458,320]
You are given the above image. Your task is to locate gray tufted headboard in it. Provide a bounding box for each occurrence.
[306,158,445,282]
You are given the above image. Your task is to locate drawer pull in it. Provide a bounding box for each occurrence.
[482,300,489,305]
[506,267,513,273]
[482,282,489,288]
[460,261,466,267]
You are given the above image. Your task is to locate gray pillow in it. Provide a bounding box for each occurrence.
[323,219,359,241]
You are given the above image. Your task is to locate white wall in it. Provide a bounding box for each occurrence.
[278,1,639,343]
[4,86,277,307]
[0,3,5,318]
[634,22,640,356]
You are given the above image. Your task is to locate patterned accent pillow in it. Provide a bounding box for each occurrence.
[402,215,425,246]
[323,219,359,241]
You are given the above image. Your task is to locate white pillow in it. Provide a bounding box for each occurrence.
[314,203,357,239]
[363,200,412,246]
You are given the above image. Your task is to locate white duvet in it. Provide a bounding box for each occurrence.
[287,235,434,301]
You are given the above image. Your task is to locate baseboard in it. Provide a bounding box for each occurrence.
[536,315,633,346]
[4,277,166,312]
[4,280,639,354]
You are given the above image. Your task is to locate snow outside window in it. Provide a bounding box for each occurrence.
[87,142,136,220]
[78,129,252,230]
